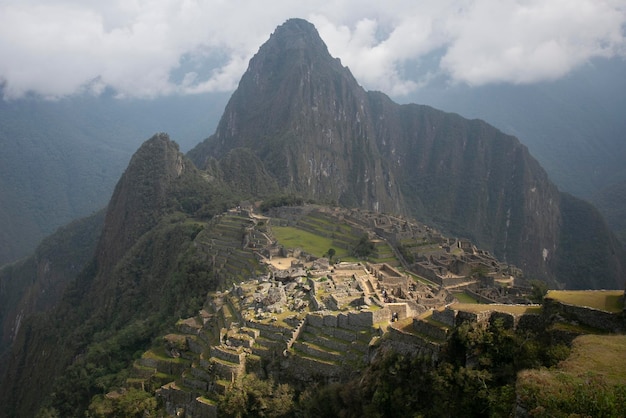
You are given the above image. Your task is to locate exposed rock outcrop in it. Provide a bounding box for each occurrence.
[189,19,625,289]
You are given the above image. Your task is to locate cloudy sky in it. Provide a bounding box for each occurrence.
[0,0,625,99]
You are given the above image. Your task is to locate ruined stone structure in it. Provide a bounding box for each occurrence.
[130,206,566,416]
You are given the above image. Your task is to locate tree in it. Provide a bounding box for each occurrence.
[327,248,336,262]
[529,279,548,303]
[352,235,374,258]
[218,374,295,417]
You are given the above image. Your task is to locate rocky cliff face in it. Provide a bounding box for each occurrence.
[96,133,186,272]
[190,18,624,287]
[0,211,103,364]
[189,19,406,214]
[2,17,625,417]
[0,133,227,416]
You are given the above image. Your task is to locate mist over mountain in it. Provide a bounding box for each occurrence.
[0,92,228,266]
[1,18,625,417]
[401,57,626,244]
[1,34,624,268]
[190,18,625,289]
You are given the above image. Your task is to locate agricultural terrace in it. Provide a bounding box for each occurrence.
[448,303,542,315]
[546,290,625,313]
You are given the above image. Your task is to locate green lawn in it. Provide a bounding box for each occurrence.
[454,292,478,304]
[547,290,624,313]
[449,303,542,315]
[272,225,349,258]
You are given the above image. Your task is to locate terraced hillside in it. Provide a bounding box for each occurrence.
[194,212,266,289]
[92,206,624,417]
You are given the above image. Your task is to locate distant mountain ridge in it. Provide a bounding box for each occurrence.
[411,57,626,246]
[0,92,228,266]
[1,17,625,417]
[0,133,231,416]
[190,18,625,289]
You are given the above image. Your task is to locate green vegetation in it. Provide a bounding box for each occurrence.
[517,335,626,417]
[297,318,570,417]
[327,248,336,262]
[454,292,479,304]
[259,194,305,212]
[87,388,158,418]
[1,200,235,416]
[218,374,295,418]
[530,279,549,303]
[351,234,375,258]
[272,226,346,259]
[547,290,624,313]
[449,303,542,315]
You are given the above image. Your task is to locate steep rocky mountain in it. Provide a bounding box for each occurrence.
[189,19,406,214]
[0,92,228,267]
[409,58,626,246]
[190,18,625,289]
[593,180,626,246]
[1,17,625,418]
[0,211,104,364]
[0,133,234,416]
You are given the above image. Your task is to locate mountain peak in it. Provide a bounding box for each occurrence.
[96,133,185,270]
[189,19,626,288]
[243,18,341,88]
[267,18,328,51]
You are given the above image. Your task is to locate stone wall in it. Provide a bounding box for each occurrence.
[210,346,245,364]
[413,263,444,285]
[244,321,289,340]
[454,309,491,326]
[384,327,441,360]
[138,356,189,376]
[282,353,345,381]
[405,300,427,317]
[432,308,456,327]
[335,262,363,270]
[544,298,626,333]
[306,309,389,330]
[370,263,403,279]
[386,303,408,320]
[286,319,306,350]
[412,319,449,341]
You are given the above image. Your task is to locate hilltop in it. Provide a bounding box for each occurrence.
[1,18,625,417]
[190,18,625,289]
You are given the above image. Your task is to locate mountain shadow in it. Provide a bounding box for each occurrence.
[190,18,625,289]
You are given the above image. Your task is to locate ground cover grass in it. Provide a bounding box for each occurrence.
[550,321,605,335]
[449,303,542,315]
[558,335,626,383]
[546,290,624,313]
[454,292,478,304]
[143,348,189,364]
[272,225,349,258]
[517,334,626,416]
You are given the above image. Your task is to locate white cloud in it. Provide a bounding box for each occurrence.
[440,0,626,85]
[0,0,624,99]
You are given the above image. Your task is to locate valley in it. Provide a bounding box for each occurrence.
[1,17,625,417]
[87,204,625,417]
